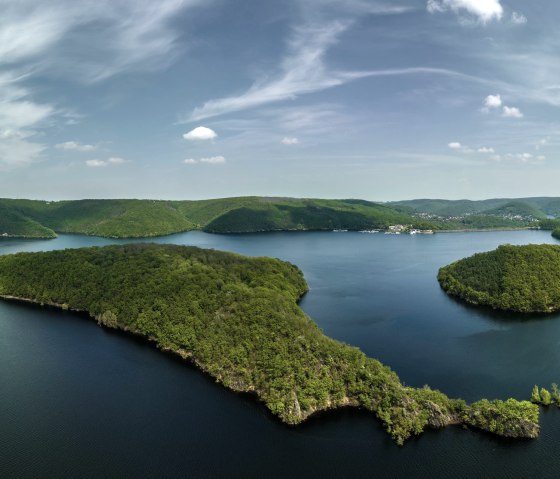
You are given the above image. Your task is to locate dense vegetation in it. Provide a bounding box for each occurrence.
[0,244,539,444]
[438,244,560,312]
[6,195,560,240]
[390,197,559,218]
[0,204,56,239]
[0,197,436,239]
[0,199,194,238]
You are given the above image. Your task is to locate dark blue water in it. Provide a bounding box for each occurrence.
[2,230,560,478]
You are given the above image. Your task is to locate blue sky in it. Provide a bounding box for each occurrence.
[1,0,558,201]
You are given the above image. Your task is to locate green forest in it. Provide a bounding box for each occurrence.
[0,196,545,240]
[390,197,559,218]
[0,244,539,444]
[438,244,560,312]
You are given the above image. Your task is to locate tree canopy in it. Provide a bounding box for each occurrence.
[438,244,560,312]
[0,243,540,444]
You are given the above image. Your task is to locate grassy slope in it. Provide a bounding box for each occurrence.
[438,244,560,312]
[0,244,540,444]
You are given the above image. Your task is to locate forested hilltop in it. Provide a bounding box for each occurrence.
[0,244,540,444]
[0,197,435,239]
[390,197,560,218]
[438,244,560,313]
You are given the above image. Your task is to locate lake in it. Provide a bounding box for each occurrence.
[1,230,560,478]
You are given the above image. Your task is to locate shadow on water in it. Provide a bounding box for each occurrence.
[439,287,560,325]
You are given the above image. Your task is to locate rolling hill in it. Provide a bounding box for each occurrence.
[0,197,434,239]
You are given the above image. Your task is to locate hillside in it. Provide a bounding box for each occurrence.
[438,244,560,312]
[200,198,425,233]
[0,244,539,444]
[0,204,56,239]
[0,197,433,239]
[390,197,555,219]
[482,201,546,220]
[0,199,194,239]
[4,195,559,240]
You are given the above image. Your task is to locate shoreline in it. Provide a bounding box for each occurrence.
[0,288,539,443]
[436,227,536,234]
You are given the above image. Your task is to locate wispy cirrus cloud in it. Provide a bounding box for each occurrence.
[189,20,495,123]
[0,0,207,168]
[1,0,207,82]
[187,1,471,122]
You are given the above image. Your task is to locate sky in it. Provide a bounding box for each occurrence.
[1,0,559,201]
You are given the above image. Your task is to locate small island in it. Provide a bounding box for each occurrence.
[438,244,560,313]
[0,244,539,444]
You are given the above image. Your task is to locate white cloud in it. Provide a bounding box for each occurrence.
[183,126,217,141]
[502,105,523,118]
[281,137,300,145]
[517,153,533,163]
[448,142,492,154]
[511,12,527,25]
[86,157,129,167]
[55,141,97,152]
[200,155,225,164]
[427,0,503,23]
[0,98,53,130]
[0,136,46,168]
[477,147,495,153]
[483,94,502,111]
[0,72,52,168]
[182,156,226,165]
[502,152,544,164]
[0,129,28,140]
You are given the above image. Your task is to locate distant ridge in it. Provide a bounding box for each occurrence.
[0,197,429,239]
[0,196,556,240]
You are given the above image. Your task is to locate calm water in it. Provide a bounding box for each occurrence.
[2,230,560,478]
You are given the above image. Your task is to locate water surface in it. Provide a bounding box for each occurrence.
[1,230,560,478]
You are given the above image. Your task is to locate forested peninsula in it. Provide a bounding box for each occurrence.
[438,244,560,313]
[0,244,539,444]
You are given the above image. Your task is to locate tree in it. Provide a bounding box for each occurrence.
[531,385,541,404]
[552,383,560,406]
[540,388,552,406]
